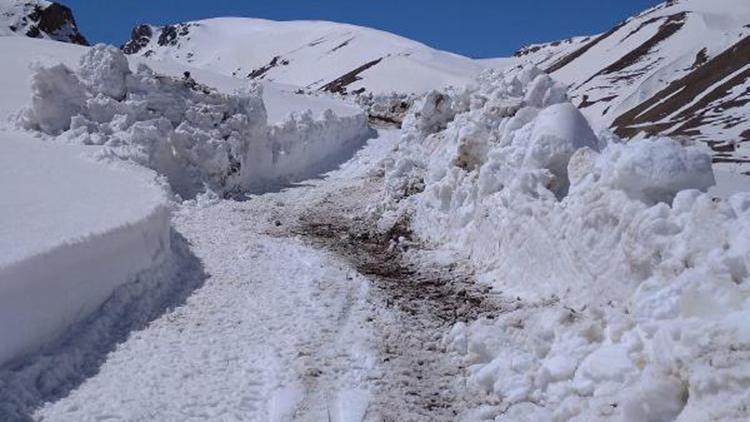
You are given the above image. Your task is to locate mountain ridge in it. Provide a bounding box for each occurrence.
[511,0,750,172]
[2,0,748,172]
[119,17,486,96]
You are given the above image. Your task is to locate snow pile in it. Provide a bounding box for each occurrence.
[20,44,371,198]
[0,132,172,367]
[379,66,750,420]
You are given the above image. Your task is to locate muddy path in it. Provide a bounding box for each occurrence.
[285,179,507,421]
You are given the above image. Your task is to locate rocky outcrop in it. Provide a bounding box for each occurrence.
[121,23,196,56]
[1,1,88,45]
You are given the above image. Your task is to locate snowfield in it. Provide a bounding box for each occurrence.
[0,131,170,367]
[121,17,485,96]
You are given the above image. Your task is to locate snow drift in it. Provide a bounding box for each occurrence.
[20,44,372,198]
[379,65,750,420]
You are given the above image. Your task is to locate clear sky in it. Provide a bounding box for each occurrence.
[63,0,663,58]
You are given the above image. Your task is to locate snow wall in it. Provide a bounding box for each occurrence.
[379,66,750,421]
[0,136,172,367]
[20,44,373,199]
[0,208,170,366]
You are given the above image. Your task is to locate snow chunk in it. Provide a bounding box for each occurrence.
[524,102,599,191]
[598,137,715,205]
[77,44,130,100]
[402,90,455,137]
[26,63,86,135]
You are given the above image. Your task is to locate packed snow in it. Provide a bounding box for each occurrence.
[376,65,750,420]
[0,36,363,125]
[0,130,170,367]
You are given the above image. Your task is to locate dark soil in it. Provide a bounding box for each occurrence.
[288,182,506,420]
[545,21,627,73]
[297,213,498,325]
[247,56,290,80]
[613,36,750,139]
[320,58,383,95]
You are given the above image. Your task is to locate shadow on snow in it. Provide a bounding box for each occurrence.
[0,229,208,421]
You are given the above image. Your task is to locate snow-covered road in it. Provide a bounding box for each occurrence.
[34,210,376,421]
[1,130,482,421]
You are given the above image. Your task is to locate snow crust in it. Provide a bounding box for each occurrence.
[19,44,372,198]
[379,65,750,420]
[0,131,170,367]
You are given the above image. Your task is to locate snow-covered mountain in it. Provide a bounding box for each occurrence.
[120,17,485,96]
[513,0,750,172]
[0,0,87,45]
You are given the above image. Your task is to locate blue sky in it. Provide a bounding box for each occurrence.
[64,1,662,58]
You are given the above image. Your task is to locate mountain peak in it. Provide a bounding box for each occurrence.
[0,0,88,45]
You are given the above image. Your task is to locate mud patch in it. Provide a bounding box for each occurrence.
[288,182,505,420]
[298,214,497,324]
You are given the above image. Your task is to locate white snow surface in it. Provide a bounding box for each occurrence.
[549,0,750,125]
[124,17,485,95]
[0,130,170,367]
[379,65,750,420]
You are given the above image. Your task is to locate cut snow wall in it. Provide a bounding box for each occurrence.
[0,134,174,367]
[0,207,170,366]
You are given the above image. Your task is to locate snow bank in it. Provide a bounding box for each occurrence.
[20,44,372,198]
[0,132,171,367]
[380,66,750,420]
